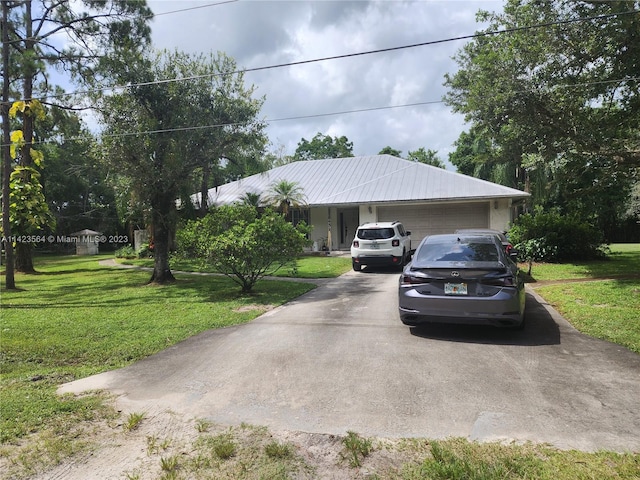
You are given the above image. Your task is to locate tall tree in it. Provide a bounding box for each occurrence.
[264,142,295,168]
[444,0,640,228]
[1,0,152,277]
[378,146,402,157]
[293,132,354,161]
[98,50,266,284]
[407,147,446,169]
[1,0,16,288]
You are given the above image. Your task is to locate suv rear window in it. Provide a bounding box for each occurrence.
[357,228,395,240]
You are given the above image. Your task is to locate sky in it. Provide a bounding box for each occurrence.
[146,0,504,169]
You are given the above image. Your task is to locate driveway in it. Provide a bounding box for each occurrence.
[60,269,640,452]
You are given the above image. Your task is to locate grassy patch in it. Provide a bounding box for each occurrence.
[186,424,309,479]
[270,255,352,278]
[340,430,373,468]
[398,438,639,480]
[535,280,640,353]
[120,253,353,279]
[523,243,640,282]
[0,254,314,448]
[525,244,640,354]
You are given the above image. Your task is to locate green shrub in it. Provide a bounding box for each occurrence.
[115,245,136,259]
[509,208,606,262]
[175,205,311,292]
[136,242,153,258]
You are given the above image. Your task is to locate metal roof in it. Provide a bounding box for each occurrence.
[198,155,530,207]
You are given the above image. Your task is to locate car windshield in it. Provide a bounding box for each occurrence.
[357,228,395,240]
[416,241,500,263]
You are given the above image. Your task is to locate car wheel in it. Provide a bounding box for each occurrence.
[352,261,362,271]
[397,250,406,271]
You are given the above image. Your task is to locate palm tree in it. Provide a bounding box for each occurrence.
[263,180,307,218]
[239,191,262,208]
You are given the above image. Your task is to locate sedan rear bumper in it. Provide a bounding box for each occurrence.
[399,289,525,327]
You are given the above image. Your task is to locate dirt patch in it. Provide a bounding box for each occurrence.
[2,400,421,480]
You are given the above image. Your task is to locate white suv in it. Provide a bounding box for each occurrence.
[351,221,411,271]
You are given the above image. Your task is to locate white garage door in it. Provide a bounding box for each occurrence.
[378,202,489,245]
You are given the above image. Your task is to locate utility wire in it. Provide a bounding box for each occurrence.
[3,76,637,148]
[24,8,640,103]
[151,0,239,18]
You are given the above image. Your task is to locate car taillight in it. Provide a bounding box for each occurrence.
[483,275,516,287]
[400,274,431,285]
[353,240,359,247]
[392,239,400,247]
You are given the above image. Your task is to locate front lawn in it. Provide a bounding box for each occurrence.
[119,253,353,278]
[0,255,314,446]
[523,243,640,281]
[526,244,640,354]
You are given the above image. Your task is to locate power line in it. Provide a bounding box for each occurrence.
[28,8,640,103]
[151,0,239,18]
[2,100,448,148]
[2,0,237,46]
[3,76,637,149]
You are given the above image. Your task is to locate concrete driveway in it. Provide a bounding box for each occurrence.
[60,269,640,452]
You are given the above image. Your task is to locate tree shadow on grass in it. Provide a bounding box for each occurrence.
[1,272,309,310]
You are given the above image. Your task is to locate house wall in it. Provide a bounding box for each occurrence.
[359,204,376,224]
[307,200,516,251]
[489,198,512,232]
[309,207,332,251]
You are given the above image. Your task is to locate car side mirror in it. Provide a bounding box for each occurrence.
[406,231,411,236]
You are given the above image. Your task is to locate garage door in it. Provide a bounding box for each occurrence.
[378,202,489,245]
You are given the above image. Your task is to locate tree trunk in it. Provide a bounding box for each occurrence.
[14,0,36,275]
[14,242,35,273]
[148,196,175,284]
[1,0,16,288]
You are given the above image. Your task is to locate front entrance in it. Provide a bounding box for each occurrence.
[338,208,359,249]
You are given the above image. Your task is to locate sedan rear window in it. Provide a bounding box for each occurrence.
[416,241,500,263]
[357,228,395,240]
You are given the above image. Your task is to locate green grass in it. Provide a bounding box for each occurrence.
[0,254,314,446]
[535,280,640,354]
[398,438,639,480]
[525,244,640,354]
[120,253,353,279]
[524,243,640,282]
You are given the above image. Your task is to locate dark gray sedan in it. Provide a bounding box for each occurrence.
[398,233,525,328]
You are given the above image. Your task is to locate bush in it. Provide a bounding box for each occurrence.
[136,242,153,259]
[114,245,136,259]
[508,208,606,263]
[175,205,311,292]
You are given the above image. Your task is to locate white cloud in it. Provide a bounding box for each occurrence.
[147,0,502,169]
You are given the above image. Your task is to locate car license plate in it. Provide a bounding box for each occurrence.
[445,283,467,295]
[370,241,379,249]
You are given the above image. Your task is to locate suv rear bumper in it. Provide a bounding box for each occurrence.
[352,255,404,267]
